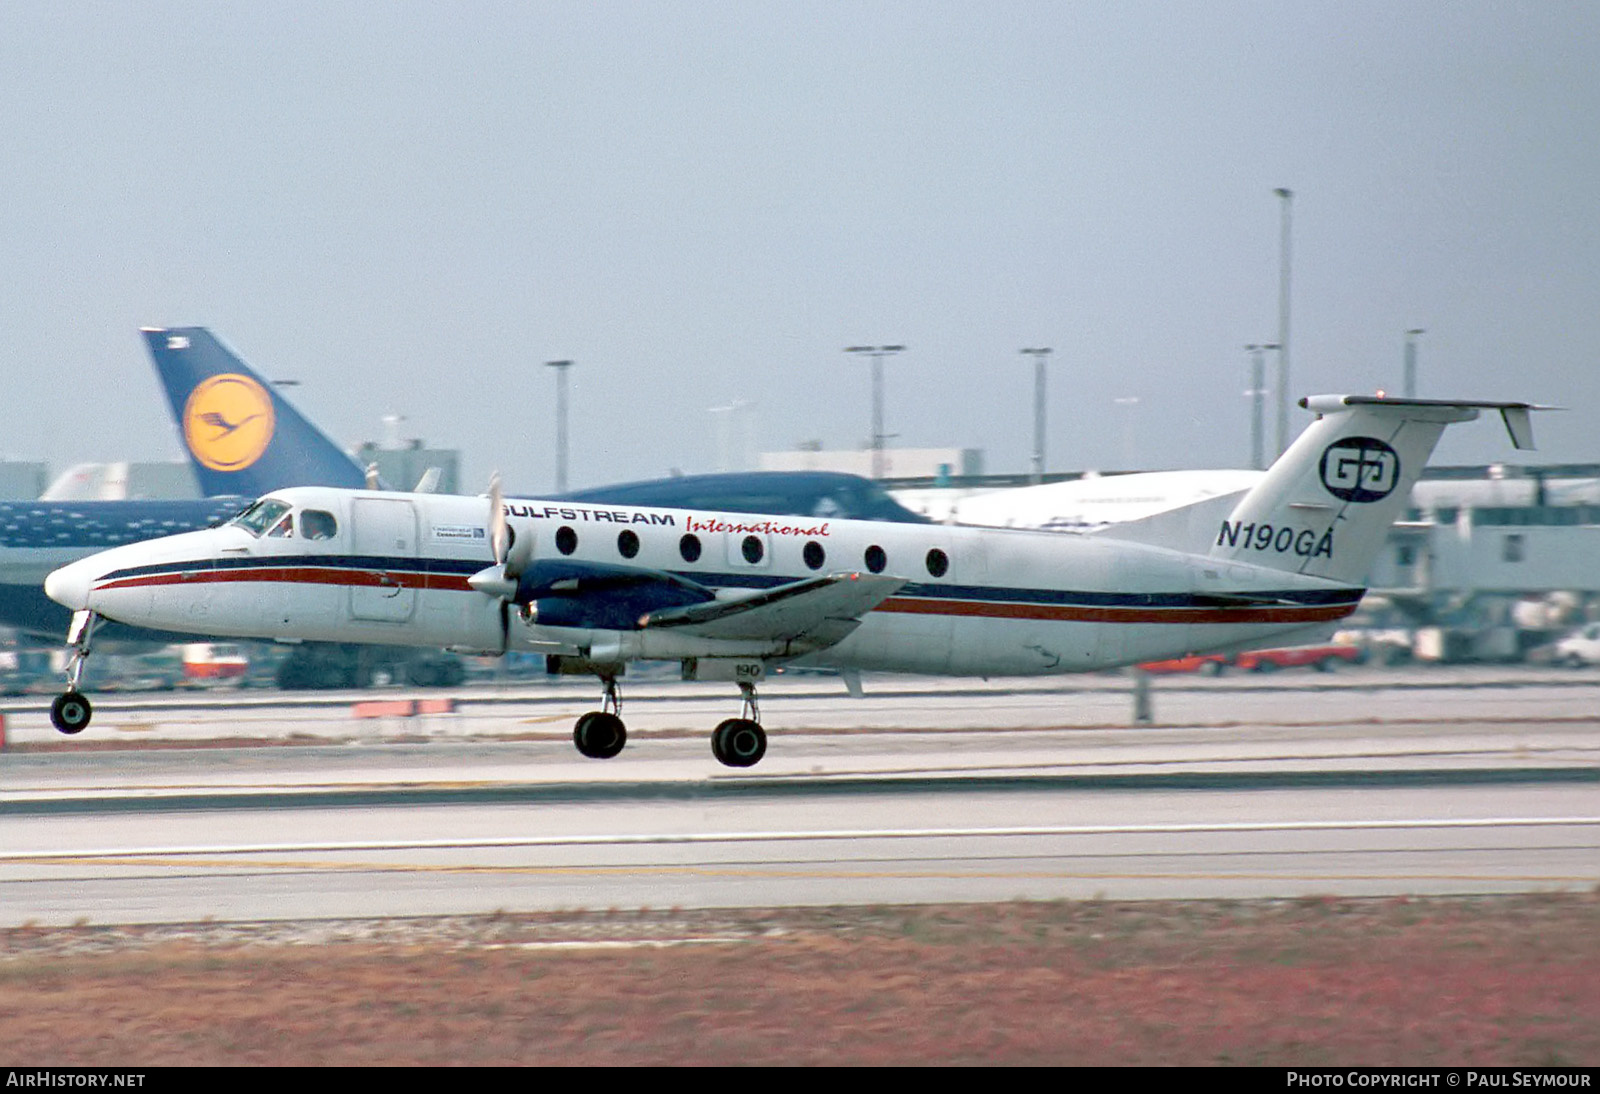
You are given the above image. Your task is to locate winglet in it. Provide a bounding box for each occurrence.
[1500,406,1537,451]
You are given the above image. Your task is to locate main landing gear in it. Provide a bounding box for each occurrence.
[573,675,627,760]
[569,676,768,768]
[50,610,98,735]
[711,682,766,768]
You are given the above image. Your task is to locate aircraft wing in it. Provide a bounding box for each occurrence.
[639,572,906,646]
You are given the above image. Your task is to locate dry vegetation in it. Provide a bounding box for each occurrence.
[3,894,1597,1066]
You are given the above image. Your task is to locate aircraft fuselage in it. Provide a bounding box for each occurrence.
[48,486,1362,678]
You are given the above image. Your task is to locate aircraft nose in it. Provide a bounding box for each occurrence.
[44,559,94,610]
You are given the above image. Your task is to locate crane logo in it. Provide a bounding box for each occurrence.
[183,374,276,471]
[1319,436,1400,503]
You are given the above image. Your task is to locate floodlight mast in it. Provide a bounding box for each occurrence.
[1020,348,1052,484]
[546,359,574,492]
[845,345,905,479]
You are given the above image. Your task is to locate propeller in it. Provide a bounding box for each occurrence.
[469,473,532,601]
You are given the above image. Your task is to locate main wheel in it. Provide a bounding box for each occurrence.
[573,710,627,759]
[711,717,767,768]
[51,691,92,735]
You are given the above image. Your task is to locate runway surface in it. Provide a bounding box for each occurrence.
[1,666,1596,925]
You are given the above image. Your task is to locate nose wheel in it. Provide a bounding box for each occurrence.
[51,610,99,735]
[50,691,93,735]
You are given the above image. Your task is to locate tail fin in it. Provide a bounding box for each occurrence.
[1210,395,1548,585]
[142,327,369,496]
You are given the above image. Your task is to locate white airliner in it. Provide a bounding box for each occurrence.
[895,469,1267,532]
[42,395,1542,766]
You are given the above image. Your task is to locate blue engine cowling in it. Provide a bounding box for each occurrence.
[514,559,713,631]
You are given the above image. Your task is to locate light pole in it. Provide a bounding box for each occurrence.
[1113,396,1140,470]
[1020,348,1052,484]
[1274,187,1294,458]
[1244,343,1278,471]
[845,345,905,479]
[1404,328,1425,398]
[709,400,753,472]
[545,359,573,493]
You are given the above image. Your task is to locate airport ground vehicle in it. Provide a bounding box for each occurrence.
[1234,643,1365,672]
[1551,622,1600,667]
[1140,642,1363,675]
[1138,653,1227,675]
[181,643,249,682]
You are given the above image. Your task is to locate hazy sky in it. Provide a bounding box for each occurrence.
[3,1,1596,494]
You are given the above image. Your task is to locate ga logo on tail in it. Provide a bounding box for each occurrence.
[183,373,276,471]
[1319,436,1399,503]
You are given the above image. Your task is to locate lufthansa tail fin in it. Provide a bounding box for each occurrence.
[1209,395,1551,585]
[142,327,369,496]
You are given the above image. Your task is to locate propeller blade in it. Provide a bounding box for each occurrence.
[473,473,528,602]
[504,522,533,579]
[488,472,508,566]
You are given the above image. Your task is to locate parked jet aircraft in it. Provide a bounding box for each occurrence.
[43,395,1542,765]
[895,469,1266,531]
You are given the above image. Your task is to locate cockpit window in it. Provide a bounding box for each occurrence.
[231,499,292,537]
[267,514,294,538]
[302,510,337,540]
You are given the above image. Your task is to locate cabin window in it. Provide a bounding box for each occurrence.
[679,533,702,563]
[803,541,826,571]
[230,499,291,537]
[555,526,578,556]
[617,529,640,559]
[302,510,337,540]
[864,544,887,574]
[741,535,764,564]
[925,548,949,578]
[1502,534,1525,563]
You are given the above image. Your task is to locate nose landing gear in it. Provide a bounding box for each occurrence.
[50,610,99,735]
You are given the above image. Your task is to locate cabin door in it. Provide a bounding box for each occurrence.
[349,497,419,623]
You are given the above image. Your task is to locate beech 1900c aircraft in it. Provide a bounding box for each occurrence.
[43,395,1543,766]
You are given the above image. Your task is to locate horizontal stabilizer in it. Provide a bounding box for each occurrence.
[1300,395,1557,451]
[642,572,906,645]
